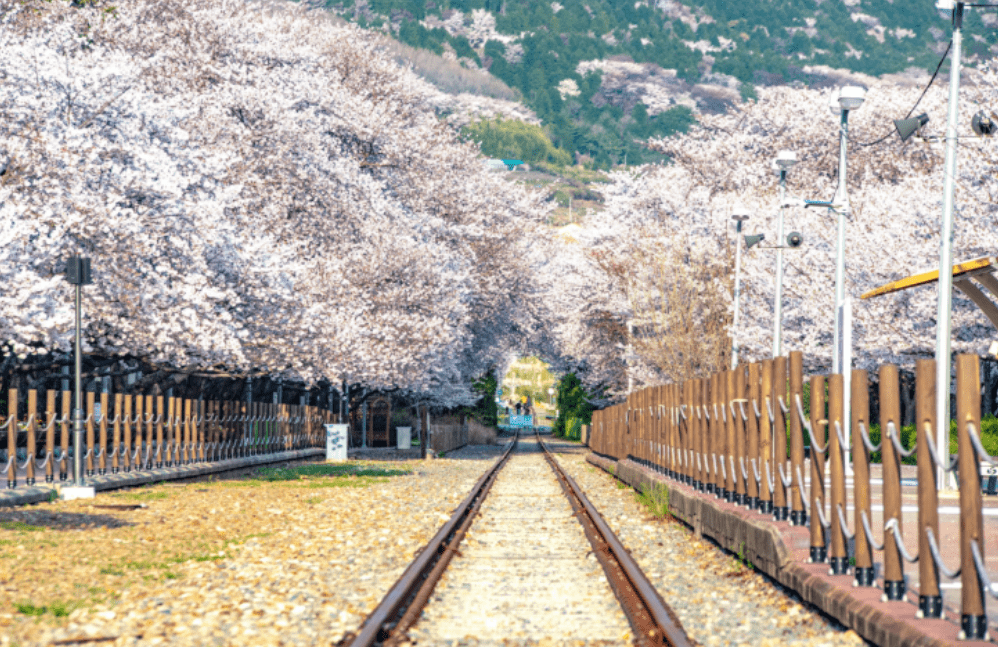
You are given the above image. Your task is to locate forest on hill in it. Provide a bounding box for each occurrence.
[313,0,996,167]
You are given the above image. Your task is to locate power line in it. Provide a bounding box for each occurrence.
[856,39,953,147]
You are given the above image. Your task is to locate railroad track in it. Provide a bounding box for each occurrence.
[340,431,692,647]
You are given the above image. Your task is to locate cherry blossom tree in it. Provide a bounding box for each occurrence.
[0,0,549,407]
[590,74,998,377]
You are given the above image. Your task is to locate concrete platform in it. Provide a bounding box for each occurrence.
[587,452,998,647]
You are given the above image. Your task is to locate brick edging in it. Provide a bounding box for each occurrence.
[585,453,991,647]
[0,448,325,508]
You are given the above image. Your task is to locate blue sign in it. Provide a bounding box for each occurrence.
[509,415,533,428]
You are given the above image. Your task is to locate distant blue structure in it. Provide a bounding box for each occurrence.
[501,159,524,171]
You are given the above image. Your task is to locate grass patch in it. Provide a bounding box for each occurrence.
[15,601,73,617]
[255,463,410,481]
[736,542,754,571]
[0,521,45,532]
[206,463,411,489]
[635,483,671,519]
[110,489,171,502]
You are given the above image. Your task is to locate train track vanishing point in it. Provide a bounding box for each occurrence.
[341,431,692,647]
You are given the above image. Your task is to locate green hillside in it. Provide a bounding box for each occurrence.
[318,0,994,167]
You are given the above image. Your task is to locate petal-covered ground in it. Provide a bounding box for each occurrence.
[0,446,505,646]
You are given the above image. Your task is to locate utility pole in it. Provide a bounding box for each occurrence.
[935,0,964,492]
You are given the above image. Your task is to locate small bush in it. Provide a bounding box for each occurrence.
[636,482,671,519]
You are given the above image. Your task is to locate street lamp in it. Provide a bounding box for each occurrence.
[64,255,93,496]
[731,203,751,369]
[824,85,866,501]
[772,150,798,358]
[828,86,865,377]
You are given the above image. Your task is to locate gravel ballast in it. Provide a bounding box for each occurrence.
[409,435,631,645]
[544,437,868,647]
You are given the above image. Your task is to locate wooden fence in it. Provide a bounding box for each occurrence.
[590,351,997,640]
[1,388,333,487]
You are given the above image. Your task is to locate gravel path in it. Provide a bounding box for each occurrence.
[409,435,630,646]
[544,437,869,647]
[0,444,507,647]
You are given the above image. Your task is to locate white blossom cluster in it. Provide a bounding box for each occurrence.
[591,75,998,377]
[0,0,550,407]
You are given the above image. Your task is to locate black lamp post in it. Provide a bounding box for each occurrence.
[65,255,92,487]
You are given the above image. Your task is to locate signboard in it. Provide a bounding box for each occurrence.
[397,426,412,450]
[509,415,533,428]
[325,424,348,462]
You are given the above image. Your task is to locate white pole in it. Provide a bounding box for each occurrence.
[843,297,854,476]
[773,171,787,358]
[935,2,964,491]
[732,219,745,369]
[833,106,853,473]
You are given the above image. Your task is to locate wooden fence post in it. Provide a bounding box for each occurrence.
[145,395,154,469]
[155,395,164,468]
[956,354,986,640]
[828,373,848,575]
[26,389,37,486]
[879,365,904,599]
[123,394,132,472]
[60,389,70,480]
[713,372,725,497]
[99,390,109,475]
[772,356,789,521]
[113,393,122,473]
[7,389,17,489]
[736,367,749,505]
[697,379,708,492]
[759,360,773,513]
[46,390,56,483]
[851,369,874,586]
[85,390,95,476]
[916,359,942,618]
[789,352,806,525]
[747,364,760,508]
[809,375,827,563]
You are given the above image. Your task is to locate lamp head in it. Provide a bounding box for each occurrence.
[731,201,750,221]
[838,86,866,111]
[828,88,842,116]
[936,0,955,9]
[786,231,804,248]
[973,111,996,137]
[744,233,765,249]
[894,113,930,142]
[774,149,798,171]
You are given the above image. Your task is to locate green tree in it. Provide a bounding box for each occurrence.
[462,117,573,166]
[469,371,499,426]
[553,373,593,440]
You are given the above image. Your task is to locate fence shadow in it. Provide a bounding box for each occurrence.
[0,509,136,531]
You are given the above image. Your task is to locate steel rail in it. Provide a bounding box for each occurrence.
[339,431,519,647]
[537,433,692,647]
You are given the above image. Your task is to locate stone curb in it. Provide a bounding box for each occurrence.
[585,453,995,647]
[0,448,325,508]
